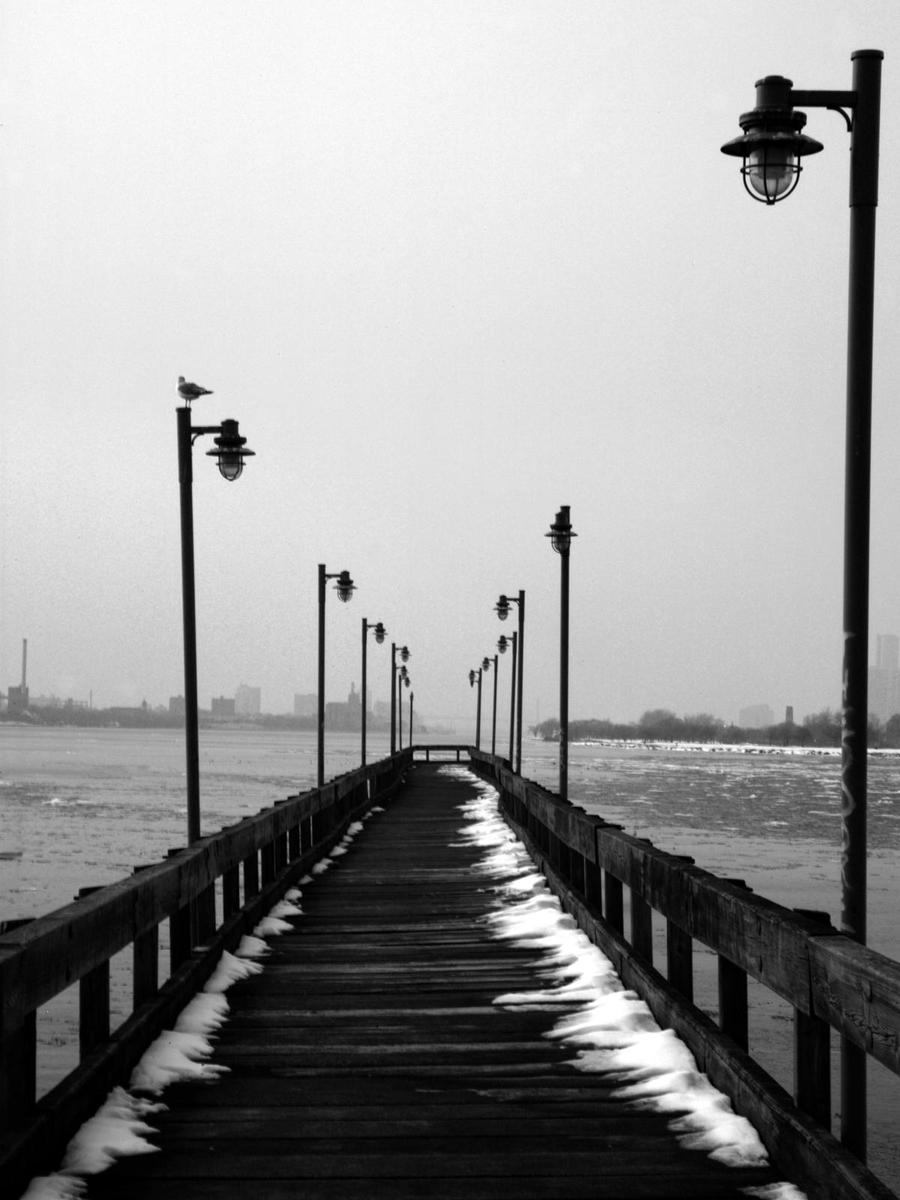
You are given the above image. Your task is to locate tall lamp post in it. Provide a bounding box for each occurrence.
[361,619,386,766]
[498,632,518,766]
[398,666,410,749]
[488,653,499,756]
[495,590,525,772]
[390,644,410,753]
[722,50,882,1159]
[177,394,254,846]
[468,667,483,749]
[318,565,355,786]
[546,505,576,802]
[409,690,414,747]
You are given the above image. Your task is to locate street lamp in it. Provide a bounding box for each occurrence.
[495,590,525,772]
[176,395,254,845]
[361,619,386,766]
[409,690,414,747]
[546,505,576,801]
[390,644,410,753]
[498,632,518,766]
[722,49,882,1159]
[318,564,355,786]
[469,666,483,749]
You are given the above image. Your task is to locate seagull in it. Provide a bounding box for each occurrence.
[178,376,213,404]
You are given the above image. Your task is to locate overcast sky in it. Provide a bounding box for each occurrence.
[3,0,900,728]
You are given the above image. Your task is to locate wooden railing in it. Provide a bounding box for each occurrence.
[0,749,412,1197]
[469,748,900,1200]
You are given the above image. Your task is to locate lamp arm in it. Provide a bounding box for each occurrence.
[190,424,223,445]
[791,89,855,131]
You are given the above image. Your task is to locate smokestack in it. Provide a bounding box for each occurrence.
[21,638,27,688]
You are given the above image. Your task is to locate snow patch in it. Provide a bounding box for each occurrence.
[452,764,806,1187]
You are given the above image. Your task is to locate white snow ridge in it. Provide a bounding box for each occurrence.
[444,764,808,1196]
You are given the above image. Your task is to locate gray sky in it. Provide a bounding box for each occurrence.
[3,0,900,727]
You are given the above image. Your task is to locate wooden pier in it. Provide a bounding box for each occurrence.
[2,748,900,1199]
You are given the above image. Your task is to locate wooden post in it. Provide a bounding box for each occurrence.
[666,921,693,1001]
[243,850,259,899]
[631,892,653,964]
[132,866,159,1008]
[0,919,36,1127]
[77,887,110,1059]
[794,909,832,1126]
[718,955,749,1050]
[261,841,276,887]
[222,865,241,919]
[604,873,624,934]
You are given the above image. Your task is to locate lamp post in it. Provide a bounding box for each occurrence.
[409,690,414,747]
[176,399,254,845]
[722,50,882,1159]
[390,644,410,754]
[468,667,483,749]
[361,619,386,766]
[546,505,576,802]
[317,565,355,786]
[489,653,499,756]
[498,632,518,766]
[398,666,410,750]
[495,590,525,772]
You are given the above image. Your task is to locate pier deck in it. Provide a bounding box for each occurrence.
[85,763,783,1200]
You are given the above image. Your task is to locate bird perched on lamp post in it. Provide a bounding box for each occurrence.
[177,376,213,404]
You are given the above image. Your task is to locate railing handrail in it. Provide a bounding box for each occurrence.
[0,748,416,1196]
[470,747,900,1071]
[469,746,900,1200]
[0,755,406,1011]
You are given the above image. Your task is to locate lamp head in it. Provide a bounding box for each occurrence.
[206,418,255,481]
[400,645,410,663]
[482,657,490,672]
[495,594,510,621]
[469,669,476,687]
[546,504,575,554]
[334,570,355,602]
[721,75,823,204]
[373,622,386,644]
[498,635,509,654]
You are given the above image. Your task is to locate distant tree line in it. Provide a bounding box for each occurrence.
[532,707,900,749]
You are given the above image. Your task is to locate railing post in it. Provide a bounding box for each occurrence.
[666,920,694,1002]
[168,850,192,971]
[604,873,624,934]
[794,909,832,1126]
[222,864,241,919]
[261,840,277,887]
[77,887,110,1059]
[132,865,159,1008]
[243,849,260,899]
[0,919,36,1128]
[718,880,750,1050]
[631,891,653,963]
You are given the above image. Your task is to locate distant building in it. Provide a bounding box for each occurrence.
[325,684,362,730]
[294,692,317,717]
[169,695,186,717]
[235,684,261,717]
[6,684,29,714]
[869,633,900,722]
[739,704,775,730]
[211,695,236,719]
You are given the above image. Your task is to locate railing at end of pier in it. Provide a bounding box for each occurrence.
[0,749,413,1197]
